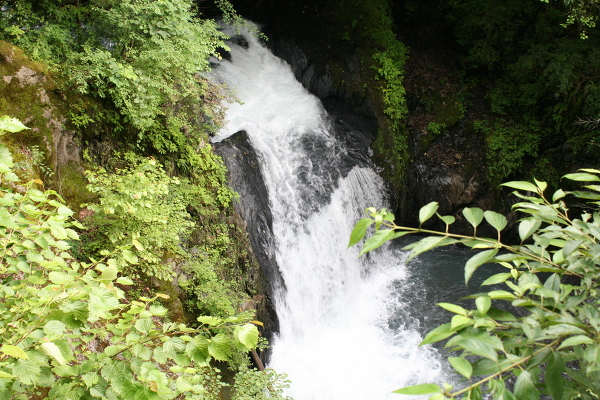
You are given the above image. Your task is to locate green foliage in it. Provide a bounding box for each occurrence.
[351,170,600,399]
[446,0,600,180]
[83,156,194,281]
[232,367,292,400]
[0,117,284,399]
[80,151,247,317]
[326,0,409,183]
[1,0,231,156]
[473,119,541,182]
[540,0,600,38]
[427,121,447,137]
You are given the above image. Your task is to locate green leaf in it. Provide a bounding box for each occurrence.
[121,249,138,264]
[348,218,373,247]
[465,249,498,285]
[392,384,442,395]
[359,229,395,255]
[1,344,28,359]
[518,219,541,242]
[437,303,467,315]
[420,323,454,346]
[134,318,154,334]
[541,323,587,339]
[557,335,593,349]
[406,236,457,261]
[43,320,66,337]
[438,214,455,225]
[463,207,484,229]
[481,272,512,286]
[0,116,29,133]
[486,308,517,321]
[41,342,67,365]
[534,178,547,192]
[419,202,439,224]
[4,171,19,182]
[563,240,583,257]
[12,359,40,385]
[0,208,18,229]
[450,315,473,331]
[475,296,491,315]
[208,334,231,361]
[458,338,498,362]
[483,211,507,232]
[514,370,538,400]
[563,172,600,182]
[552,189,566,202]
[448,357,472,379]
[501,181,539,192]
[234,323,259,350]
[99,264,118,281]
[48,271,74,284]
[0,146,13,171]
[116,277,134,285]
[546,351,565,400]
[197,316,222,326]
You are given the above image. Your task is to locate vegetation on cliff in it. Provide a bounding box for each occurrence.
[0,0,288,398]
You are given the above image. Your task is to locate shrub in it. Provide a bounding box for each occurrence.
[351,170,600,399]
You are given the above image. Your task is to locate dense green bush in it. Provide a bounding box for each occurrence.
[83,156,195,281]
[352,170,600,399]
[445,0,600,181]
[0,116,270,399]
[0,0,231,158]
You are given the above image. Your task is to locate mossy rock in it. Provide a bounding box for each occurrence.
[0,41,95,210]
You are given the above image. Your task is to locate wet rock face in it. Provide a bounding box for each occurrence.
[213,131,281,349]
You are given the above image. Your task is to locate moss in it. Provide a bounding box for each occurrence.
[55,161,95,212]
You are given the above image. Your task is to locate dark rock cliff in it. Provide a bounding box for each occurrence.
[213,131,281,358]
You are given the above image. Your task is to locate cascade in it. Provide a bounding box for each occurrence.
[211,25,445,400]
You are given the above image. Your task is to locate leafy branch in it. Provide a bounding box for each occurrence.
[350,170,600,399]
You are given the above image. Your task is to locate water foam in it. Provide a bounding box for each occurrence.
[211,23,445,400]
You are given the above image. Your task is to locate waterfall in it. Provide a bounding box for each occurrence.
[211,24,445,400]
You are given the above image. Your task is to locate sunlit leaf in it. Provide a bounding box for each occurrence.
[501,181,539,192]
[552,189,566,202]
[518,219,541,242]
[483,211,507,232]
[420,323,454,346]
[457,338,498,361]
[0,116,29,133]
[234,323,259,350]
[1,344,28,359]
[448,357,472,379]
[419,202,439,224]
[463,207,484,229]
[557,335,593,349]
[563,172,600,182]
[481,272,512,286]
[392,384,442,395]
[197,316,222,326]
[359,229,395,255]
[41,342,67,365]
[465,249,498,285]
[438,214,455,225]
[475,296,491,315]
[348,218,373,248]
[437,303,467,316]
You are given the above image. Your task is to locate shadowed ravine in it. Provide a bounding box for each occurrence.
[210,24,446,400]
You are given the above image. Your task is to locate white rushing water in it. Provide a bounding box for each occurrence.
[211,24,445,400]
